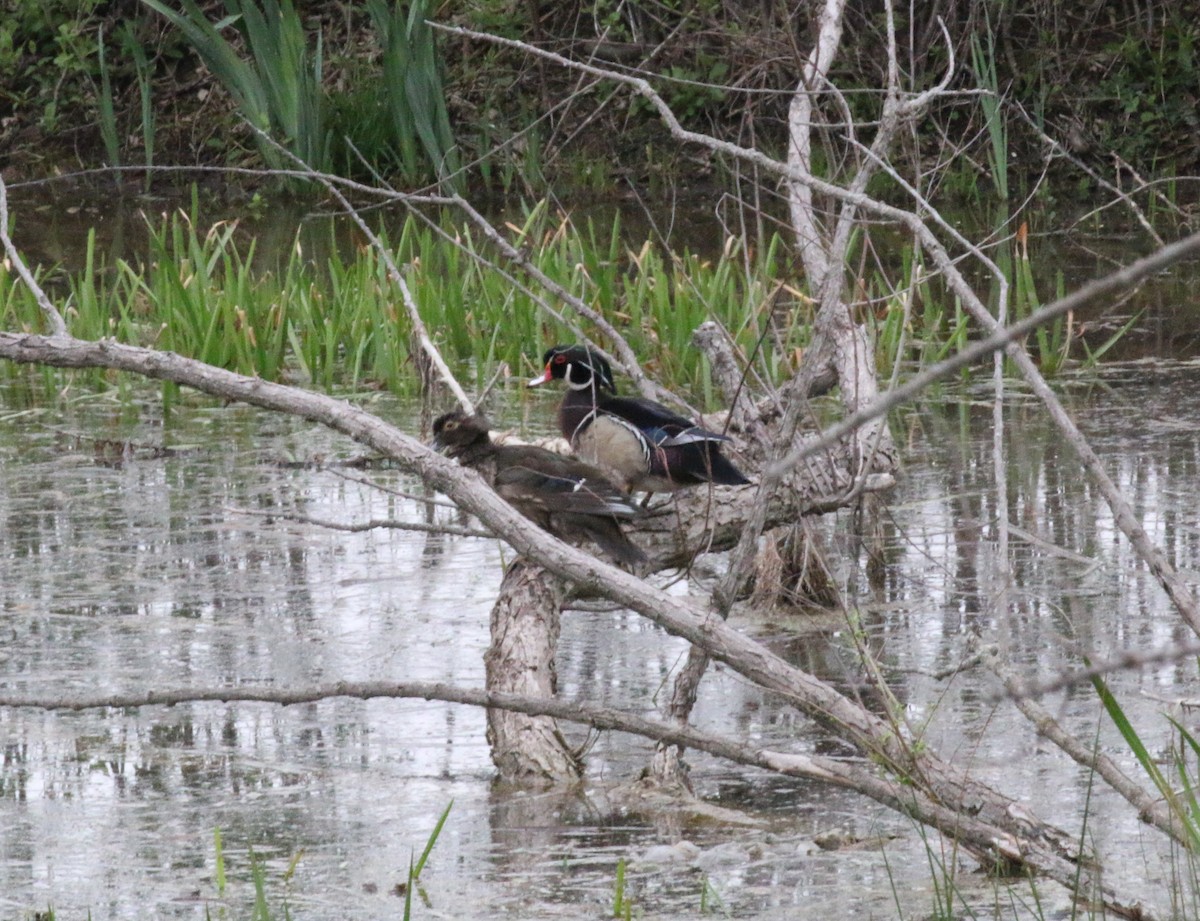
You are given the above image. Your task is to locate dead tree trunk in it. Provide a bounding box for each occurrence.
[484,559,581,783]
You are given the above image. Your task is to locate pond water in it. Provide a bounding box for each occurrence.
[2,363,1199,919]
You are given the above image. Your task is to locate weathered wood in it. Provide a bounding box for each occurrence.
[691,321,766,440]
[484,561,580,783]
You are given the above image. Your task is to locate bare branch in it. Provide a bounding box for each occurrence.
[1009,100,1167,246]
[227,505,495,539]
[899,18,956,114]
[983,646,1188,847]
[324,467,461,509]
[430,22,804,189]
[0,676,1158,918]
[252,129,474,412]
[784,0,843,282]
[0,174,68,337]
[995,637,1200,701]
[9,163,449,206]
[768,230,1200,479]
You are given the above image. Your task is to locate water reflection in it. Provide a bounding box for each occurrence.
[1,368,1199,917]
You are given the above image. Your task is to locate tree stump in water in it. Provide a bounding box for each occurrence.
[751,521,839,610]
[484,559,582,783]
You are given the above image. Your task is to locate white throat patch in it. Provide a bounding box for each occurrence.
[564,362,593,391]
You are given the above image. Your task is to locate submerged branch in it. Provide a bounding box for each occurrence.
[227,506,494,539]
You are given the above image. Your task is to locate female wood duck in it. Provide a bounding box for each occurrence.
[527,345,751,495]
[431,411,645,567]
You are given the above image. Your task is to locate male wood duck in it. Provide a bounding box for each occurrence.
[431,411,645,567]
[527,344,751,495]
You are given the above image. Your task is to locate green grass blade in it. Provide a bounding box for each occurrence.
[250,848,270,921]
[1092,671,1168,789]
[413,799,452,879]
[402,854,415,921]
[1167,717,1200,842]
[1091,669,1200,850]
[283,848,304,884]
[213,827,226,896]
[1082,310,1144,367]
[612,857,627,917]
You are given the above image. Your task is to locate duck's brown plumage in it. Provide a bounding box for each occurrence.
[432,411,645,567]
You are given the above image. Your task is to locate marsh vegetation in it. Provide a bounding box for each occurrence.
[3,1,1200,918]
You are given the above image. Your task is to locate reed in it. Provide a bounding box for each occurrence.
[611,857,632,919]
[123,24,157,189]
[414,799,452,880]
[698,874,727,915]
[141,0,458,186]
[202,811,448,921]
[871,245,969,379]
[971,21,1008,205]
[1093,673,1200,851]
[249,848,293,921]
[366,0,461,190]
[2,200,1122,411]
[0,202,829,401]
[97,26,120,169]
[1007,224,1135,373]
[1093,673,1200,912]
[214,827,227,896]
[1008,225,1071,374]
[140,0,327,172]
[122,214,291,380]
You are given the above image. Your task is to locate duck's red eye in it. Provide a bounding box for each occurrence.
[553,354,566,365]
